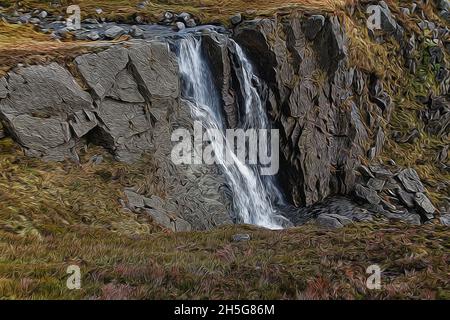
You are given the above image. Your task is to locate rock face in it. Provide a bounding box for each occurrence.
[0,63,94,160]
[0,41,232,231]
[233,15,380,207]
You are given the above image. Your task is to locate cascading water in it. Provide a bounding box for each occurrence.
[177,34,290,229]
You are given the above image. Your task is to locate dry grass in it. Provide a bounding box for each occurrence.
[0,22,102,77]
[0,138,163,237]
[0,220,448,299]
[2,0,348,23]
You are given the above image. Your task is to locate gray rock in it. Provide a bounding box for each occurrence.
[86,31,100,41]
[124,189,145,209]
[174,218,192,232]
[414,193,436,219]
[75,47,129,100]
[232,234,251,242]
[143,195,165,211]
[0,63,94,160]
[175,21,185,31]
[146,208,173,230]
[303,15,325,40]
[130,25,144,38]
[178,12,191,23]
[38,10,47,19]
[135,15,144,24]
[355,184,381,205]
[104,26,125,39]
[440,214,450,226]
[397,168,425,193]
[185,18,196,28]
[230,13,242,25]
[316,213,353,229]
[367,178,386,191]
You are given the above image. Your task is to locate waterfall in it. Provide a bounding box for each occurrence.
[177,34,290,230]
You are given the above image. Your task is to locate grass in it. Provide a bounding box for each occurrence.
[1,0,348,23]
[0,138,449,300]
[0,221,449,299]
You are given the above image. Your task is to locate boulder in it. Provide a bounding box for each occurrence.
[397,168,425,193]
[104,26,125,39]
[316,213,353,229]
[0,63,94,160]
[302,15,325,40]
[414,193,436,219]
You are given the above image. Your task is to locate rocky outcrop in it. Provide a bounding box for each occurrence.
[0,40,232,231]
[233,15,381,208]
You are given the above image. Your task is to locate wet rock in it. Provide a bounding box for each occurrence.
[230,13,242,25]
[231,234,251,242]
[316,213,352,229]
[414,193,436,219]
[104,26,125,39]
[175,21,185,31]
[355,184,381,205]
[38,10,47,19]
[397,168,425,193]
[178,12,191,23]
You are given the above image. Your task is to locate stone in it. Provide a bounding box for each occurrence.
[231,234,251,242]
[95,8,103,15]
[135,15,144,24]
[130,25,144,38]
[178,12,191,23]
[367,178,386,191]
[86,31,100,41]
[230,13,242,25]
[316,213,353,229]
[414,193,436,219]
[397,168,425,193]
[303,15,325,40]
[355,184,381,205]
[104,26,125,39]
[175,21,186,31]
[397,189,415,208]
[185,18,196,28]
[75,47,129,100]
[124,189,145,209]
[440,214,450,226]
[0,63,94,160]
[38,10,47,19]
[146,208,173,230]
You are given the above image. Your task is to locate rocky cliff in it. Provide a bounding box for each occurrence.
[0,1,448,230]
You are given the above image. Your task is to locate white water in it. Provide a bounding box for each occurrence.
[178,35,289,229]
